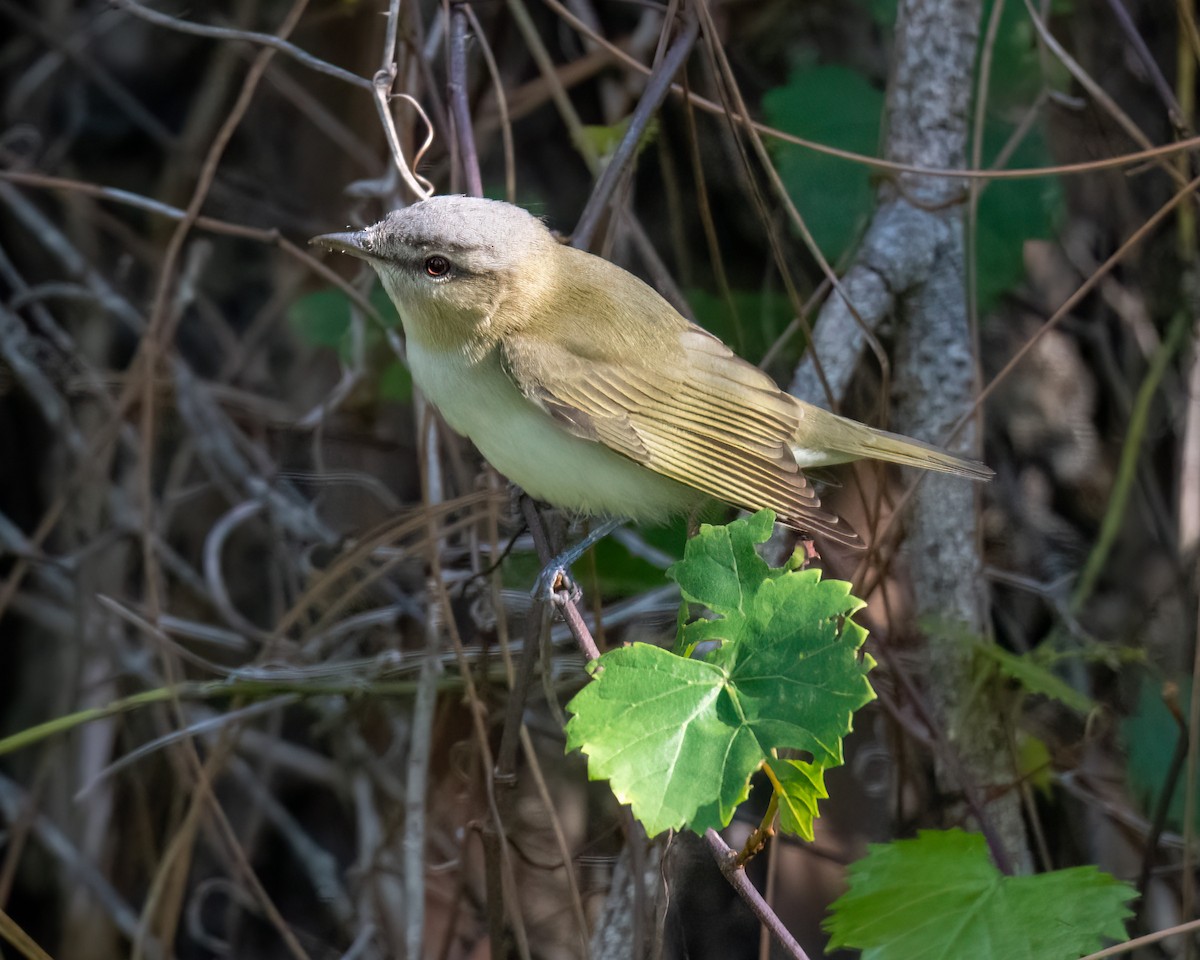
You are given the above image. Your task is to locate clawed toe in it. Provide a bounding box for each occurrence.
[528,518,623,605]
[532,566,582,605]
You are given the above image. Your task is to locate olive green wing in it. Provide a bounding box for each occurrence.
[501,326,859,545]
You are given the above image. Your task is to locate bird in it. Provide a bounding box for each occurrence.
[313,195,991,587]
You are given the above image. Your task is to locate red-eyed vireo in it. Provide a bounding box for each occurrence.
[313,195,990,562]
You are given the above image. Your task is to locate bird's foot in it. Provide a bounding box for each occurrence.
[528,517,623,605]
[532,564,582,605]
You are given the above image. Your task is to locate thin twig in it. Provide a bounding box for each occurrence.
[449,3,484,198]
[518,725,591,956]
[1079,916,1200,960]
[704,830,812,960]
[1101,0,1186,131]
[464,4,516,201]
[573,9,698,249]
[109,0,372,90]
[403,589,443,957]
[853,170,1200,599]
[1021,0,1197,200]
[0,773,164,957]
[541,0,1200,182]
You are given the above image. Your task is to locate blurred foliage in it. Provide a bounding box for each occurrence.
[764,0,1065,311]
[974,642,1095,713]
[582,115,661,161]
[1124,675,1193,832]
[502,507,724,598]
[971,0,1065,310]
[289,283,413,402]
[973,129,1062,311]
[764,65,884,265]
[826,830,1136,959]
[687,286,797,364]
[1014,732,1053,796]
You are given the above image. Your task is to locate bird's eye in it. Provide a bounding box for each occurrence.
[423,255,451,278]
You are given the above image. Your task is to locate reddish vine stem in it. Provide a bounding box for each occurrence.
[518,497,602,661]
[705,830,812,960]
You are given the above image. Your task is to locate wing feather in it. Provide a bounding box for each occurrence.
[502,326,858,545]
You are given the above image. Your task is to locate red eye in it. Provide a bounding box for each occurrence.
[424,255,451,278]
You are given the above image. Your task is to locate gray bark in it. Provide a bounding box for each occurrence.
[588,841,661,960]
[789,0,1033,871]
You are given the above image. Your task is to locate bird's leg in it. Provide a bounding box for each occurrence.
[532,518,624,602]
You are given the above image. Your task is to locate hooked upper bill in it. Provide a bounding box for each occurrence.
[311,229,375,260]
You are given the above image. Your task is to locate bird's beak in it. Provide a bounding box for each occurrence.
[310,229,374,261]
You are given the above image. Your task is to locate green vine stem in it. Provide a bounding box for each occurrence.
[0,677,434,758]
[1070,309,1191,612]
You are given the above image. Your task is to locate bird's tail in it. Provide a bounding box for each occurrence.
[851,424,993,480]
[791,404,994,481]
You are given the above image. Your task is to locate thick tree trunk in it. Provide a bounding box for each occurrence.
[791,0,1033,872]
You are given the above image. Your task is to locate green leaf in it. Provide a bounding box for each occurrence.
[767,758,828,841]
[583,539,669,597]
[1123,674,1192,831]
[565,511,874,837]
[973,126,1061,311]
[864,0,897,28]
[377,359,413,403]
[763,66,884,264]
[501,513,715,599]
[1015,732,1053,796]
[289,288,353,348]
[971,1,1065,311]
[975,643,1094,713]
[368,282,401,327]
[289,283,400,352]
[825,830,1136,960]
[581,115,660,161]
[288,283,409,407]
[581,515,699,598]
[980,0,1071,108]
[981,0,1045,107]
[667,508,776,620]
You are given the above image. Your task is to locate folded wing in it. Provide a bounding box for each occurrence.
[502,325,859,546]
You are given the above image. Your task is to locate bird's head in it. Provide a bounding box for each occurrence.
[313,195,558,351]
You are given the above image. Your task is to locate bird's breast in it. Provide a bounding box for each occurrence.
[404,341,702,521]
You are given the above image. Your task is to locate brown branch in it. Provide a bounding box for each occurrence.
[704,830,812,960]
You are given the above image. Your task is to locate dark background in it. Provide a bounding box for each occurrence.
[0,0,1196,957]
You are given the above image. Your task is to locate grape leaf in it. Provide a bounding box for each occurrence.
[668,507,776,619]
[565,511,874,837]
[766,758,828,841]
[825,830,1136,960]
